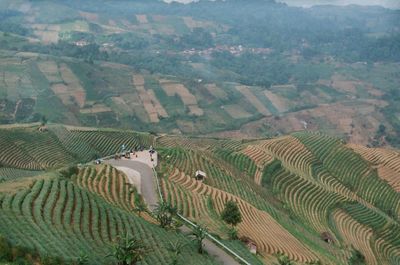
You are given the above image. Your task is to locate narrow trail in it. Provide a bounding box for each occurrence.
[105,157,242,265]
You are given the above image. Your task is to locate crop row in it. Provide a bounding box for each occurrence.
[164,166,319,263]
[0,178,219,265]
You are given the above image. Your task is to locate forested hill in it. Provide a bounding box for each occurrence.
[0,0,400,147]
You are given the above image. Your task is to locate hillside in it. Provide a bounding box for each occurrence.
[0,0,399,147]
[0,124,399,264]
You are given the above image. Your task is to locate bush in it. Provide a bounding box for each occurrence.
[0,235,12,261]
[59,166,79,179]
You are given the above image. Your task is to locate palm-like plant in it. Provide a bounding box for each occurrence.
[76,252,89,265]
[134,197,147,217]
[167,240,186,265]
[107,233,149,265]
[191,225,207,254]
[153,202,177,228]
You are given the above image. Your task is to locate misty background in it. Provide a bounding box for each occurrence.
[165,0,400,9]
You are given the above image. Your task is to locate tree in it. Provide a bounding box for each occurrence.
[133,197,147,217]
[275,254,295,265]
[348,249,366,265]
[107,233,149,265]
[167,240,186,265]
[221,200,242,227]
[153,202,177,228]
[40,115,48,126]
[190,225,207,254]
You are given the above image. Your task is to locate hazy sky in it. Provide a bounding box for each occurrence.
[164,0,400,9]
[276,0,400,8]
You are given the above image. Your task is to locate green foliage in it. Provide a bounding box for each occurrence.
[348,249,366,265]
[75,252,89,265]
[59,166,79,179]
[221,200,242,227]
[227,227,238,240]
[275,254,296,265]
[133,196,147,217]
[153,202,177,228]
[0,235,12,261]
[107,233,149,265]
[190,225,207,254]
[167,240,187,265]
[261,159,282,187]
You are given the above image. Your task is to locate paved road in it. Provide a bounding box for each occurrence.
[105,159,241,265]
[105,159,159,211]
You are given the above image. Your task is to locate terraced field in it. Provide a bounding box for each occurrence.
[1,126,400,264]
[0,177,219,265]
[156,132,400,264]
[0,125,154,170]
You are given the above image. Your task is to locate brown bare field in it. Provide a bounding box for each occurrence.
[182,16,214,29]
[271,84,296,90]
[132,74,168,122]
[40,62,86,107]
[264,90,289,113]
[15,52,39,59]
[37,61,63,83]
[132,74,145,86]
[152,15,166,22]
[33,26,60,43]
[176,120,195,133]
[79,104,112,114]
[136,14,148,24]
[160,79,204,116]
[79,11,98,22]
[348,144,400,192]
[167,168,318,263]
[242,145,274,185]
[147,89,168,118]
[223,104,252,119]
[248,100,388,145]
[236,85,271,116]
[333,210,377,265]
[110,96,134,115]
[333,76,360,94]
[59,64,86,107]
[205,83,228,100]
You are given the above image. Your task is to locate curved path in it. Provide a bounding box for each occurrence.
[105,158,241,265]
[105,159,159,211]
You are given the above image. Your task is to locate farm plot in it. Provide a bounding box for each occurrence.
[136,14,148,24]
[348,144,400,192]
[264,90,290,113]
[182,16,215,30]
[31,24,61,43]
[37,61,63,83]
[0,178,220,265]
[165,167,319,263]
[242,145,274,185]
[79,104,112,114]
[132,74,168,123]
[205,84,228,100]
[333,210,377,265]
[160,79,203,116]
[223,104,252,119]
[38,61,86,108]
[236,86,271,116]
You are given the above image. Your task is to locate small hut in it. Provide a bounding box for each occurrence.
[321,232,334,244]
[195,170,207,181]
[241,236,257,254]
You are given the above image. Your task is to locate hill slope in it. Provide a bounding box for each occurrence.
[0,125,399,264]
